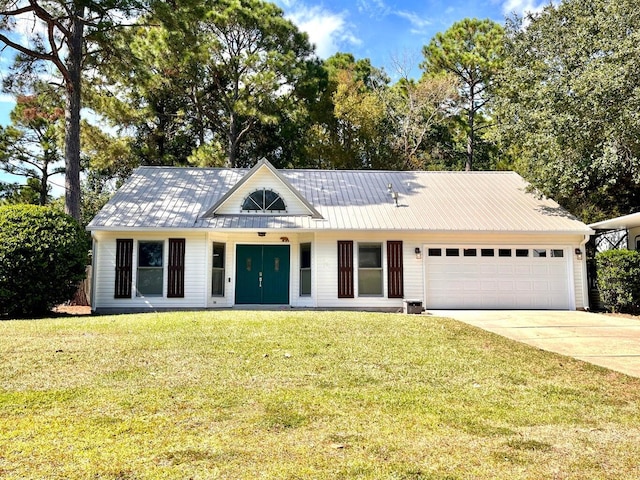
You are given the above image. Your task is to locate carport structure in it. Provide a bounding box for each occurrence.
[589,212,640,252]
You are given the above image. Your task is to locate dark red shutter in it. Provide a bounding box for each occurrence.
[387,241,404,298]
[337,241,354,298]
[168,238,186,298]
[115,239,133,298]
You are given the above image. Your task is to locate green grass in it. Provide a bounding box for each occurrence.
[1,310,639,479]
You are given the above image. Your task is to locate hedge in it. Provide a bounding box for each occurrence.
[0,205,88,318]
[595,249,640,314]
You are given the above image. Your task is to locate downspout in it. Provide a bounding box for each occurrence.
[579,234,591,311]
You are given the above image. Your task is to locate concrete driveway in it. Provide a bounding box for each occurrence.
[428,310,640,378]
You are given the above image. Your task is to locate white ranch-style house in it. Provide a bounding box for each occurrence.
[87,160,593,313]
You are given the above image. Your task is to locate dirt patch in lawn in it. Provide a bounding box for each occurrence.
[52,305,92,316]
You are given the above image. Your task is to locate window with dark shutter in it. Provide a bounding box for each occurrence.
[115,239,133,298]
[337,241,354,298]
[387,241,404,298]
[167,238,186,298]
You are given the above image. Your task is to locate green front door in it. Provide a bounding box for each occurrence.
[235,245,290,304]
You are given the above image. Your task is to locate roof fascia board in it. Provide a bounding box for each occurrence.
[589,212,640,230]
[201,159,323,219]
[87,226,593,235]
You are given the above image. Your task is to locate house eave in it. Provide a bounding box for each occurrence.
[87,225,594,236]
[589,212,640,231]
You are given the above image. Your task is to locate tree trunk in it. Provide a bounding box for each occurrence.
[466,89,474,172]
[228,112,238,168]
[64,5,84,221]
[40,168,49,206]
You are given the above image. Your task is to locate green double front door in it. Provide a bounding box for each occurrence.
[235,245,290,304]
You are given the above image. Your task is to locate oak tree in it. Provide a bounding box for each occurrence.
[495,0,640,220]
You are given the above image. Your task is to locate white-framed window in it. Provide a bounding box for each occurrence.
[358,243,383,296]
[212,243,225,296]
[242,189,286,212]
[300,243,311,296]
[137,241,164,296]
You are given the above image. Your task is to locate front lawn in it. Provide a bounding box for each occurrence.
[1,311,639,479]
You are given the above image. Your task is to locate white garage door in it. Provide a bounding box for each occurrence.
[424,246,572,309]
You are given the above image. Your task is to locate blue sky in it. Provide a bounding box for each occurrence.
[274,0,548,77]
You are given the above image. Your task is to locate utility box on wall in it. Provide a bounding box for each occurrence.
[403,299,423,314]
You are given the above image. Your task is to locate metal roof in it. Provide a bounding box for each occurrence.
[589,212,640,231]
[88,166,592,234]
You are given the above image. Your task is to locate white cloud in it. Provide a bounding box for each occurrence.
[501,0,551,16]
[357,0,391,17]
[394,11,431,34]
[284,4,361,58]
[0,93,16,104]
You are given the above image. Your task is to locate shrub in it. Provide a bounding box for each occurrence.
[595,249,640,314]
[0,205,88,318]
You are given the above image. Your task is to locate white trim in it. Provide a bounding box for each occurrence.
[567,246,577,311]
[589,212,640,230]
[579,235,590,310]
[89,226,593,236]
[90,236,98,311]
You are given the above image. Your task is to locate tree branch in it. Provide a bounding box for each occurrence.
[0,33,55,62]
[29,0,71,38]
[0,4,37,16]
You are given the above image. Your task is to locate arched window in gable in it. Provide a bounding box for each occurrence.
[242,189,287,212]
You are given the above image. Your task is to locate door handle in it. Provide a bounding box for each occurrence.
[259,272,262,288]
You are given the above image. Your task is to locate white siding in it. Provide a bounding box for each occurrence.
[93,231,208,311]
[93,229,590,312]
[215,167,311,215]
[314,232,420,310]
[572,251,585,310]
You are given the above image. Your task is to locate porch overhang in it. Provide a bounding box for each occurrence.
[589,212,640,231]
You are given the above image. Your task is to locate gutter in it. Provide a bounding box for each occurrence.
[86,226,595,235]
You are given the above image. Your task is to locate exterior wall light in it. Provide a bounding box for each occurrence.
[574,248,583,259]
[415,247,422,259]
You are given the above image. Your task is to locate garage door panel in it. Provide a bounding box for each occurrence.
[425,245,571,310]
[481,265,498,274]
[515,265,532,275]
[498,265,515,275]
[531,265,551,275]
[498,280,515,290]
[515,280,533,291]
[549,265,566,275]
